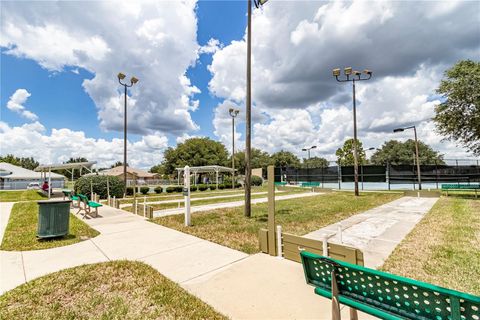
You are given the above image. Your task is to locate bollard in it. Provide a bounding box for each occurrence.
[337,225,343,244]
[143,196,146,217]
[184,165,191,226]
[276,225,282,258]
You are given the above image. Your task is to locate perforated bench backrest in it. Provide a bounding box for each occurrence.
[301,251,480,320]
[78,194,89,204]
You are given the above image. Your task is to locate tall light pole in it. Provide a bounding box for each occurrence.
[394,125,422,190]
[333,67,372,196]
[302,145,317,167]
[229,108,240,190]
[245,0,270,217]
[117,72,139,195]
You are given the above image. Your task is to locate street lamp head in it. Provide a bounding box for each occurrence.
[393,128,405,133]
[344,67,352,75]
[254,0,269,7]
[363,69,372,75]
[229,108,239,117]
[366,147,375,151]
[117,72,126,80]
[302,148,307,151]
[332,68,341,77]
[311,145,317,149]
[130,76,139,85]
[353,70,361,76]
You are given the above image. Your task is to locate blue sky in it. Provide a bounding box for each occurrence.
[1,1,478,168]
[1,0,246,141]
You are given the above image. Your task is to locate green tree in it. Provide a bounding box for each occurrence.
[0,154,39,170]
[302,156,329,168]
[150,164,167,175]
[434,60,480,155]
[231,148,272,173]
[271,150,301,168]
[335,139,367,166]
[110,161,128,168]
[371,140,444,165]
[162,137,229,174]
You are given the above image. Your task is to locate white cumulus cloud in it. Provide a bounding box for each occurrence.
[1,1,200,136]
[0,121,168,169]
[208,1,479,160]
[5,89,38,121]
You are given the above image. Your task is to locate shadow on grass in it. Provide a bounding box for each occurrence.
[37,233,77,242]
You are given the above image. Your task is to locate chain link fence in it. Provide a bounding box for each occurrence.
[274,159,480,190]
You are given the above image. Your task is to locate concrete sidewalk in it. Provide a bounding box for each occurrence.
[0,195,432,319]
[183,253,376,320]
[153,191,323,217]
[0,205,248,294]
[304,196,438,268]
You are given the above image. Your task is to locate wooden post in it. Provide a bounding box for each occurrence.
[267,165,276,256]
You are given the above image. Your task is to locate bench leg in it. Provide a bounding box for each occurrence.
[349,308,358,320]
[331,271,341,320]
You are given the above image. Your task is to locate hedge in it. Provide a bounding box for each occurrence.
[252,175,263,186]
[140,187,149,195]
[198,184,208,191]
[74,175,125,199]
[154,186,163,194]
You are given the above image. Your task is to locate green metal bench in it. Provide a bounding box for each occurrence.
[441,184,479,198]
[78,194,102,218]
[300,182,320,187]
[301,251,480,320]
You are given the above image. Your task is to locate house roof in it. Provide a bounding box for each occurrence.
[93,166,157,178]
[0,162,65,180]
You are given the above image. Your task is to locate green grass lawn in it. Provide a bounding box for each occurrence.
[0,261,226,320]
[152,191,401,254]
[381,196,480,295]
[124,188,307,212]
[0,190,46,202]
[0,201,99,251]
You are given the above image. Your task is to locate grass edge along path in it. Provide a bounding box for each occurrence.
[381,196,480,295]
[0,201,100,251]
[124,188,307,212]
[152,192,401,254]
[0,261,226,320]
[0,190,46,202]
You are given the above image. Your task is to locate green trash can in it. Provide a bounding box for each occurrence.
[37,200,72,238]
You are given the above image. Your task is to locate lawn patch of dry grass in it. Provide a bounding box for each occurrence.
[0,190,46,202]
[0,261,226,320]
[382,196,480,295]
[153,192,401,254]
[0,201,99,251]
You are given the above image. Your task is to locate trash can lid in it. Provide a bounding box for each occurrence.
[37,200,72,204]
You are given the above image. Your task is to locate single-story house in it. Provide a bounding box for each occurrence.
[90,166,159,185]
[0,162,65,190]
